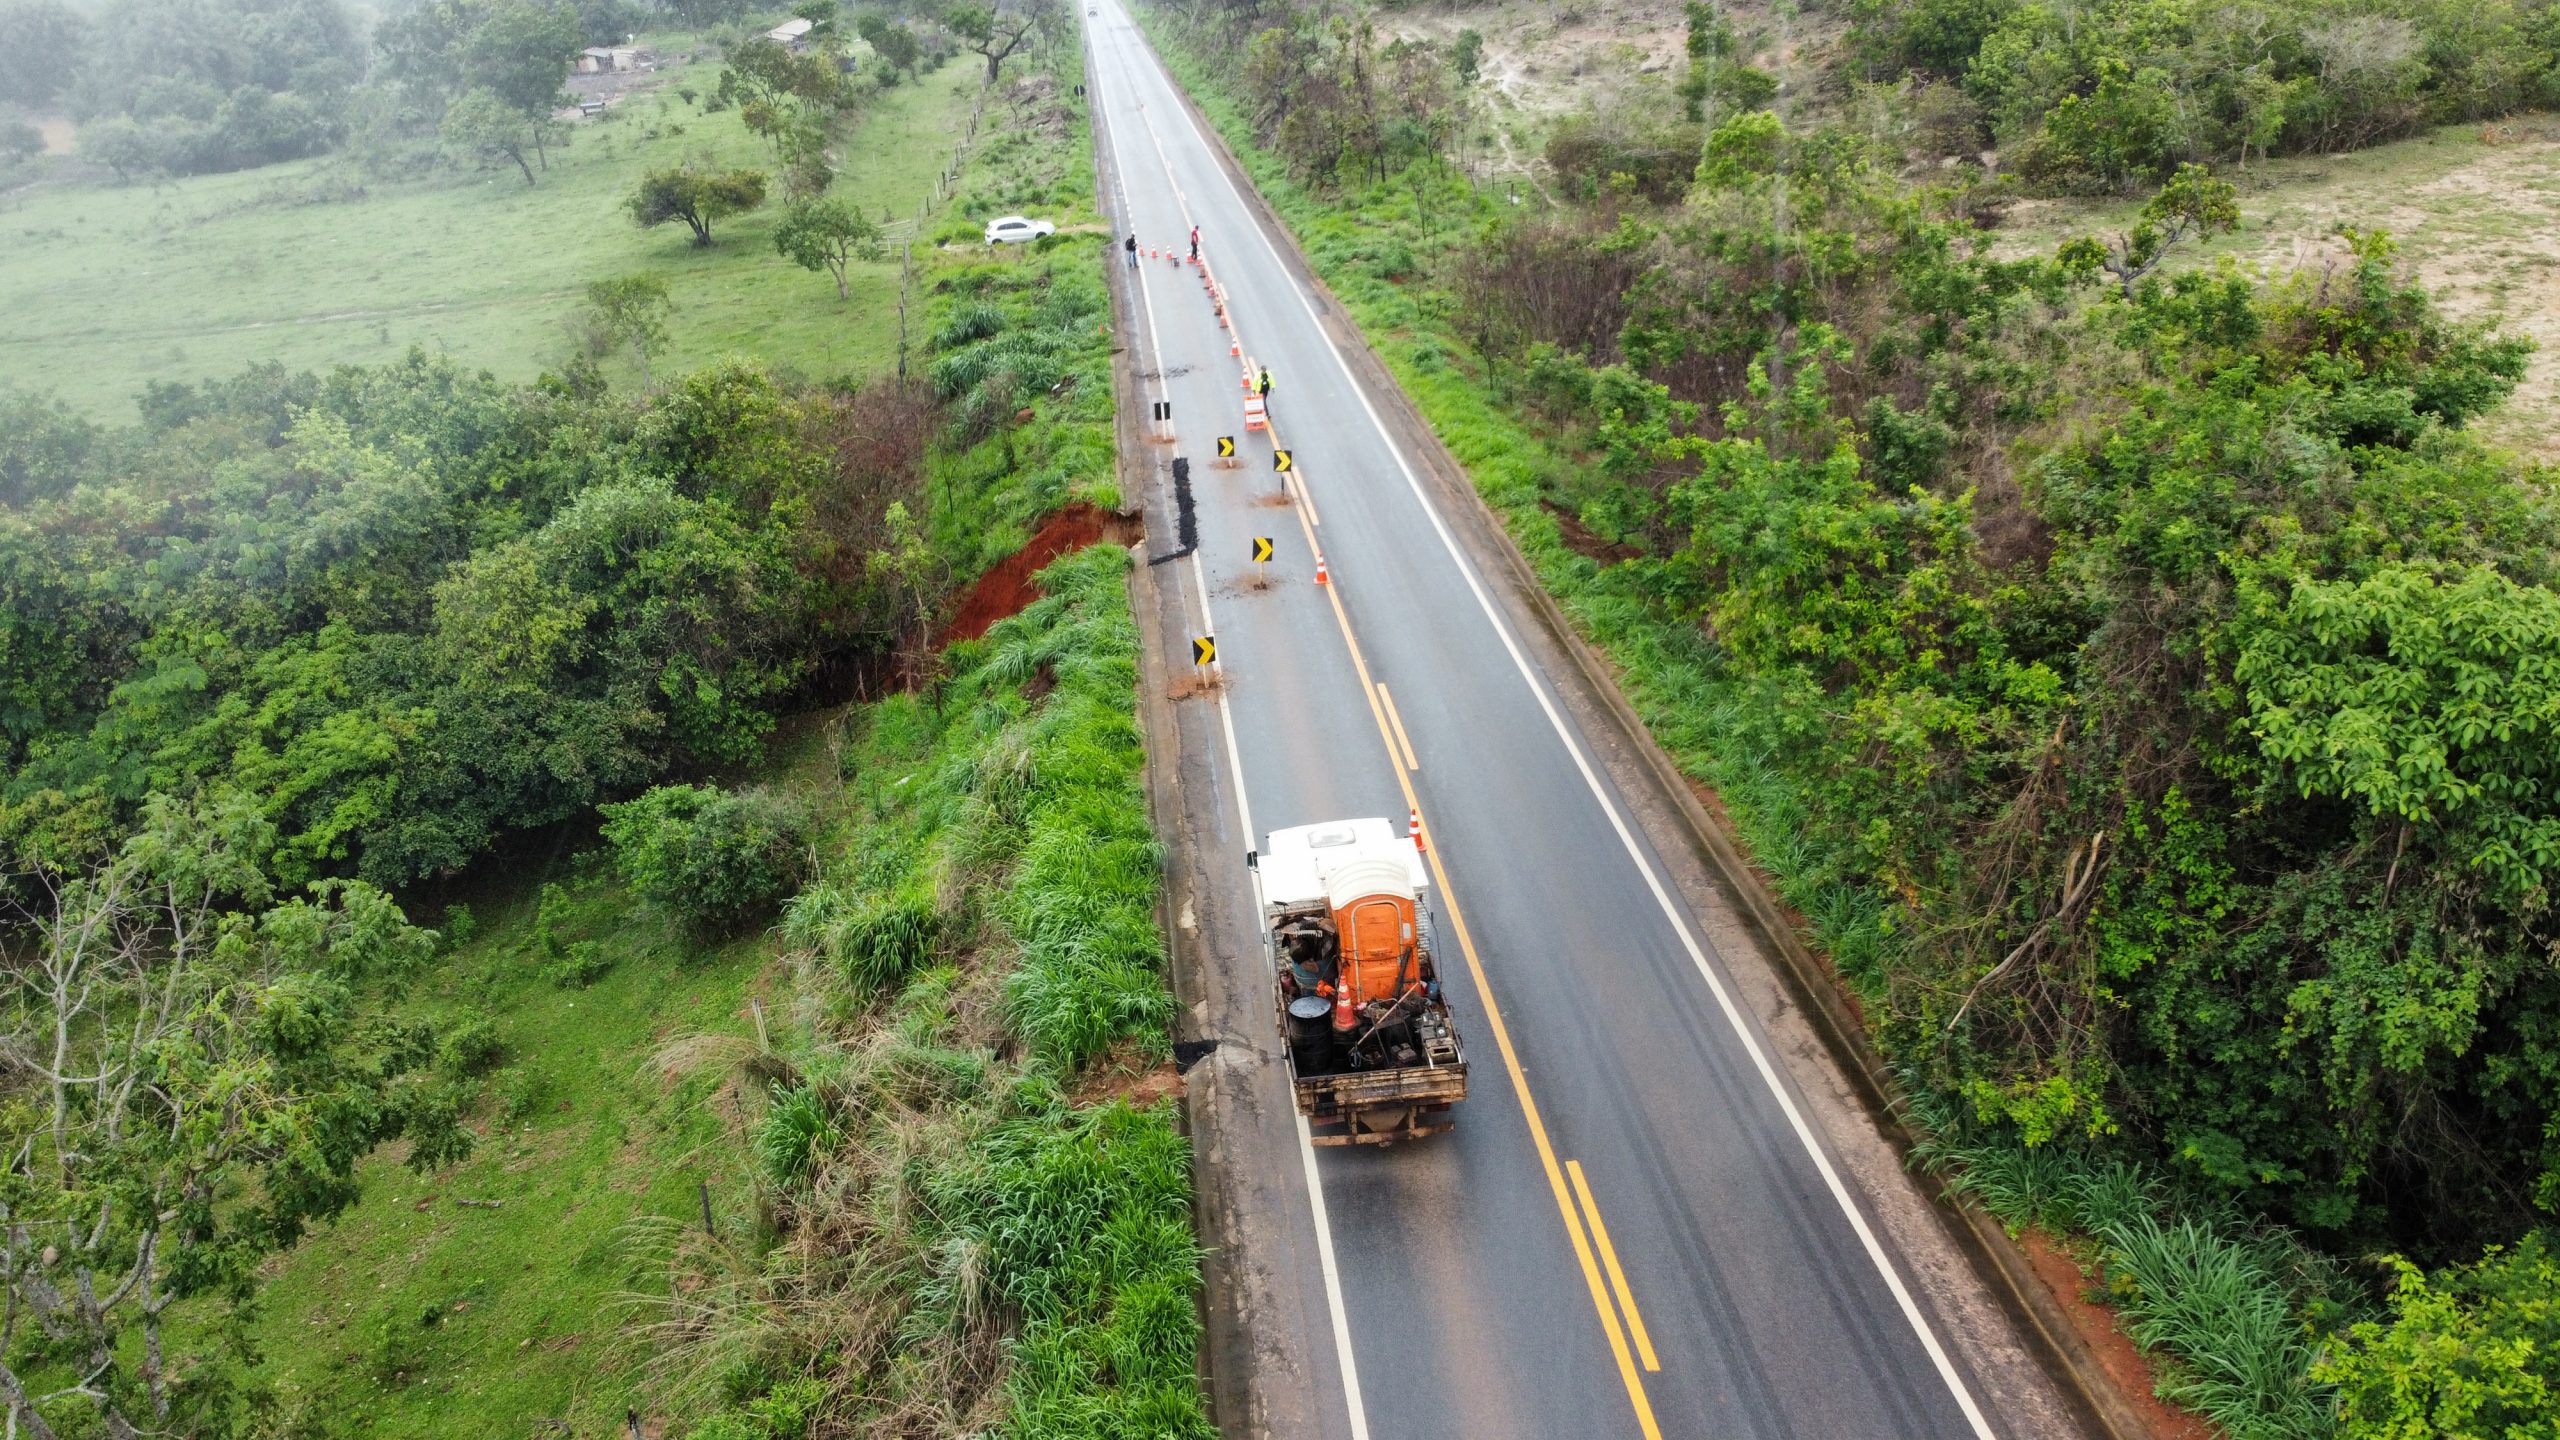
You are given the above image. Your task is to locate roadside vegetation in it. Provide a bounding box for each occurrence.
[1,0,1199,1433]
[655,545,1208,1440]
[1145,1,2560,1434]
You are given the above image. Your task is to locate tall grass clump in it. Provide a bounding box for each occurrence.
[1904,1087,2341,1436]
[922,1095,1214,1439]
[2099,1214,2327,1437]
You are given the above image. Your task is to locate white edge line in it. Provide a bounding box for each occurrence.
[1096,20,1372,1440]
[1114,11,1999,1435]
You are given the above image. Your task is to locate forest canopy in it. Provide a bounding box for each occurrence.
[0,354,933,888]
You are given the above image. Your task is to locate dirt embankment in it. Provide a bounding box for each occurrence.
[939,503,1140,644]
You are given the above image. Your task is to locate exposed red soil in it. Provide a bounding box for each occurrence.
[2023,1228,2222,1440]
[1070,1042,1186,1109]
[939,503,1129,645]
[1165,670,1226,703]
[1542,500,1643,565]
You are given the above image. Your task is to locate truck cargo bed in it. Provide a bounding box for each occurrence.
[1292,1053,1470,1145]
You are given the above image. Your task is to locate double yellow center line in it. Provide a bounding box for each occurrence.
[1265,415,1666,1438]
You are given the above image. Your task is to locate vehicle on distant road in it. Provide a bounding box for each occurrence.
[983,215,1056,245]
[1253,817,1468,1145]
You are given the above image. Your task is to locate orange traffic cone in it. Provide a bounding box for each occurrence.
[1314,552,1329,585]
[1409,806,1427,852]
[1230,337,1240,357]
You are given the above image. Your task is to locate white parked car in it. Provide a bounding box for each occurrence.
[984,215,1057,245]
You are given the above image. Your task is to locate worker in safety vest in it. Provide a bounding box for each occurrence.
[1257,368,1272,403]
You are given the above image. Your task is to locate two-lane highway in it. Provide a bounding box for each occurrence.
[1080,7,2086,1437]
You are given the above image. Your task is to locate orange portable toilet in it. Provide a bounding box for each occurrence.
[1326,854,1419,1007]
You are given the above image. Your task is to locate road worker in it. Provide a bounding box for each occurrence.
[1125,234,1138,267]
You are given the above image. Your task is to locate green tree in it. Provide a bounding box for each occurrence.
[0,116,41,164]
[772,196,881,300]
[1849,0,2016,79]
[462,0,582,169]
[442,86,537,185]
[856,11,920,77]
[2234,561,2560,911]
[715,34,850,166]
[581,272,672,381]
[0,795,440,1439]
[867,498,944,691]
[949,0,1054,84]
[599,783,811,935]
[375,0,483,121]
[77,113,161,182]
[1451,27,1484,87]
[2058,162,2239,299]
[628,162,768,247]
[0,0,85,110]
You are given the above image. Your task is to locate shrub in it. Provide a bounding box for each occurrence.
[435,1009,503,1075]
[601,785,813,937]
[495,1062,556,1125]
[2320,1233,2560,1439]
[393,1077,477,1172]
[441,902,477,949]
[532,882,572,965]
[550,940,615,988]
[687,1378,825,1439]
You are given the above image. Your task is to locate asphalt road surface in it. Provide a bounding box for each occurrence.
[1080,7,2082,1438]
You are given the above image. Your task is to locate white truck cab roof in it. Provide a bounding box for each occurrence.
[1259,817,1427,909]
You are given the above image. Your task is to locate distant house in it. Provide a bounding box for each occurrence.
[765,17,814,51]
[574,45,653,74]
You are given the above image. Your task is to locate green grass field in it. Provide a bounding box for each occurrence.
[0,54,986,418]
[240,722,846,1438]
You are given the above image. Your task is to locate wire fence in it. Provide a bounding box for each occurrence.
[886,83,991,377]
